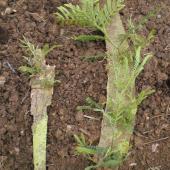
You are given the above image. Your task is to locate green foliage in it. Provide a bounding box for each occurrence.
[19,37,57,76]
[74,133,86,146]
[106,89,155,131]
[19,65,41,75]
[119,18,156,48]
[55,0,124,34]
[40,79,60,88]
[19,37,60,88]
[32,78,60,89]
[75,134,107,155]
[74,134,130,170]
[73,34,105,42]
[74,20,155,169]
[77,97,104,113]
[129,7,160,32]
[105,34,155,131]
[42,44,60,57]
[56,1,155,169]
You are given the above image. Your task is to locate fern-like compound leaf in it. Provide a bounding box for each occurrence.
[55,0,124,33]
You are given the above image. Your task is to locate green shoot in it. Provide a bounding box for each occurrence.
[77,97,104,113]
[31,78,60,89]
[73,34,105,42]
[74,134,106,156]
[19,65,41,75]
[19,37,60,88]
[119,19,156,48]
[130,7,160,32]
[74,133,130,170]
[19,37,57,76]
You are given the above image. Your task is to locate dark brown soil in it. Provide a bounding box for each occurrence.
[46,32,107,170]
[0,0,169,170]
[0,0,106,169]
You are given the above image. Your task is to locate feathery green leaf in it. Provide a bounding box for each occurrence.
[73,34,105,42]
[55,0,124,33]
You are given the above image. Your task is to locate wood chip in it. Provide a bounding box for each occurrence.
[0,76,5,86]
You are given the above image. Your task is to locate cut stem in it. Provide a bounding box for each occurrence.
[31,64,55,170]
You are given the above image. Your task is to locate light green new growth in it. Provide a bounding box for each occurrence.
[19,37,60,88]
[19,37,57,75]
[55,0,124,36]
[55,0,155,169]
[74,133,129,170]
[73,34,105,42]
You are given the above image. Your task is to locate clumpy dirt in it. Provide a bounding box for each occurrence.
[46,36,107,170]
[0,0,169,170]
[0,0,106,169]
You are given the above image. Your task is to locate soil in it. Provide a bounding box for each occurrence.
[0,0,169,170]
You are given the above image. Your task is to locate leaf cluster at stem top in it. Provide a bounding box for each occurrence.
[19,37,57,76]
[55,0,124,35]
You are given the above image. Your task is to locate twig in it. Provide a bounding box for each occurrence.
[46,164,54,167]
[84,115,100,121]
[150,113,170,119]
[134,131,149,138]
[21,89,30,104]
[143,129,154,134]
[79,128,91,137]
[144,137,169,145]
[150,114,164,119]
[3,61,16,73]
[166,105,170,114]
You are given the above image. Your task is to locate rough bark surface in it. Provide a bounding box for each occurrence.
[31,64,55,170]
[98,13,136,170]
